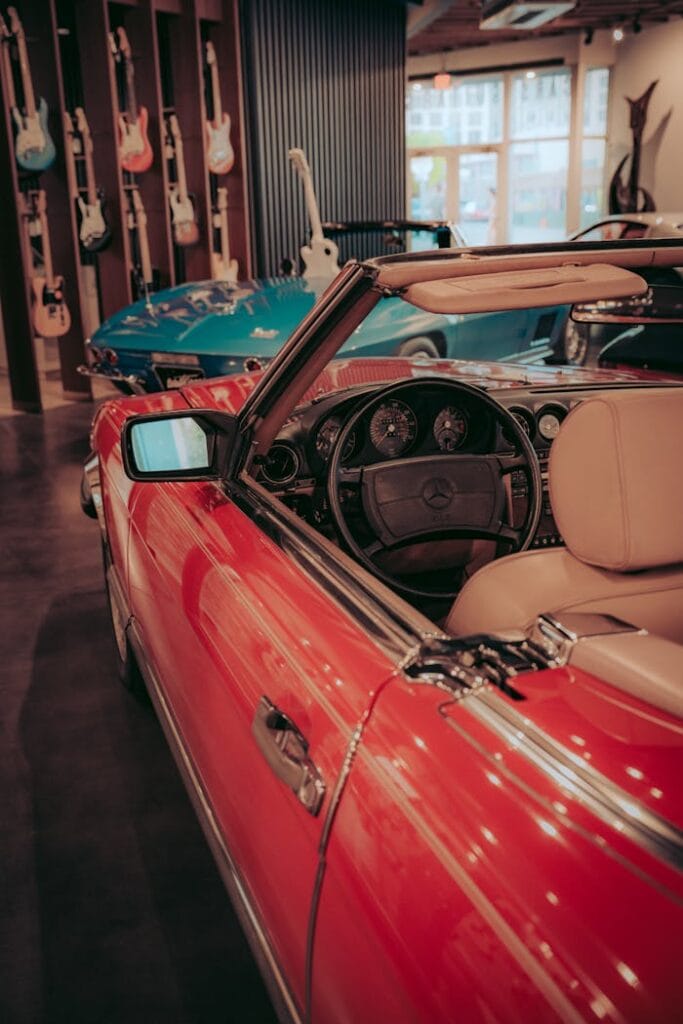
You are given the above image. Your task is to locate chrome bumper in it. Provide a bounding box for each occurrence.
[77,363,148,395]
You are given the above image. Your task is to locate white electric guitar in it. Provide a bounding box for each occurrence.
[205,41,234,175]
[72,108,111,252]
[288,148,339,280]
[211,186,238,281]
[167,114,199,246]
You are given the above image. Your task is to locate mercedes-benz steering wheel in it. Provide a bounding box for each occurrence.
[327,378,542,600]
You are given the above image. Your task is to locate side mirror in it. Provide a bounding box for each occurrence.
[121,410,237,482]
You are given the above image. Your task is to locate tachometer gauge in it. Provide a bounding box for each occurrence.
[369,399,417,458]
[433,406,467,452]
[315,416,357,463]
[538,412,562,441]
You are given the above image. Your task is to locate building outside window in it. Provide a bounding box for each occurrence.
[407,65,610,245]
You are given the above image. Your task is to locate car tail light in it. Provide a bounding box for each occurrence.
[86,343,103,367]
[244,357,264,372]
[103,348,119,366]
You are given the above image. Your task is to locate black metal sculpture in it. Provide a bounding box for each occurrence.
[608,80,658,214]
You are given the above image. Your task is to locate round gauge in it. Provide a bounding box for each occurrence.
[511,411,532,437]
[261,443,300,485]
[537,412,562,441]
[368,399,417,458]
[433,406,468,452]
[315,416,357,463]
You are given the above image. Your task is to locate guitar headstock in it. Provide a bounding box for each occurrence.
[0,12,11,39]
[168,113,180,139]
[206,40,217,66]
[74,107,91,140]
[7,7,23,39]
[216,186,228,211]
[35,188,47,215]
[107,30,120,61]
[289,148,311,178]
[117,26,132,62]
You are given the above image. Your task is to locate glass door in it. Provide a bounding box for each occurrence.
[457,151,499,246]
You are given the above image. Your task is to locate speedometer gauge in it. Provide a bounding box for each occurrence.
[369,399,417,458]
[433,406,467,452]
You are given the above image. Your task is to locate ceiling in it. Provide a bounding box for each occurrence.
[408,1,683,55]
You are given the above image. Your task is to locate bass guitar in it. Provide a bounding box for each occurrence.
[68,107,111,252]
[113,27,153,174]
[24,190,72,337]
[205,41,234,175]
[288,148,339,279]
[167,114,199,246]
[7,7,55,172]
[211,186,238,281]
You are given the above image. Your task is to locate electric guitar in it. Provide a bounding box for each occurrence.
[205,41,234,175]
[288,148,340,279]
[25,190,71,337]
[127,186,154,299]
[113,27,153,173]
[69,107,111,252]
[7,7,56,172]
[167,114,199,246]
[211,186,238,281]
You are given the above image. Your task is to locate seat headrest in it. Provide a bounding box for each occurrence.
[549,388,683,572]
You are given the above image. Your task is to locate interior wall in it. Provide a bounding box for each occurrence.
[608,20,683,214]
[240,0,406,278]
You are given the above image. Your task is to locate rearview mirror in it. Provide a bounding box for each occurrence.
[121,410,237,481]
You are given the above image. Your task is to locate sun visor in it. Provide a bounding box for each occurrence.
[403,264,648,314]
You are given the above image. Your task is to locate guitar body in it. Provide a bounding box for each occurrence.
[205,113,234,175]
[118,106,153,172]
[168,186,199,246]
[13,97,56,172]
[300,237,340,279]
[31,275,71,338]
[76,194,111,253]
[211,252,238,282]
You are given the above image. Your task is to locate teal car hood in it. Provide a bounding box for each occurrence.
[92,277,326,357]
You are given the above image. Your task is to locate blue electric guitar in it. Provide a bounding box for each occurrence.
[7,7,56,172]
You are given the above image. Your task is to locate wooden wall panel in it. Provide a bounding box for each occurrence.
[239,0,406,278]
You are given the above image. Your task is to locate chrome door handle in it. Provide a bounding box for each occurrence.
[252,696,326,816]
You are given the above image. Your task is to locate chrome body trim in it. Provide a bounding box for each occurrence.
[126,619,302,1024]
[462,689,683,874]
[529,611,644,664]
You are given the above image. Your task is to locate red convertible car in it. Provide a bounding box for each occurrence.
[82,239,683,1024]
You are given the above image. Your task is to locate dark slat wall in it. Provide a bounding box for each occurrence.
[240,0,406,277]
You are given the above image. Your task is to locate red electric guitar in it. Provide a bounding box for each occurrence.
[205,41,234,175]
[113,27,153,174]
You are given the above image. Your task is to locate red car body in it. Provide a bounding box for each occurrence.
[84,245,683,1024]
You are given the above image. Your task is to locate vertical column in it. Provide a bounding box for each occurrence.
[0,19,41,411]
[18,0,91,398]
[73,0,133,320]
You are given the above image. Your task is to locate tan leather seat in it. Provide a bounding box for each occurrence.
[446,388,683,644]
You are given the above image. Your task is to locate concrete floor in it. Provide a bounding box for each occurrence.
[0,399,276,1023]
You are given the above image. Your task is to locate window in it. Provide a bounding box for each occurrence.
[579,69,611,230]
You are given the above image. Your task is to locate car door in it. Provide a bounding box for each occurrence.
[125,474,399,1015]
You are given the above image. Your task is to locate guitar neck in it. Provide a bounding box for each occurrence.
[124,58,138,122]
[217,187,230,263]
[210,60,222,124]
[15,29,36,117]
[38,203,55,290]
[174,130,189,203]
[133,196,153,285]
[1,39,17,109]
[299,169,324,242]
[83,133,98,205]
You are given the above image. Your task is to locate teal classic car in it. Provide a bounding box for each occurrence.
[81,273,572,394]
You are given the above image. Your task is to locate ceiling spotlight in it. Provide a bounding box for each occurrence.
[613,26,624,42]
[584,26,594,44]
[526,70,537,79]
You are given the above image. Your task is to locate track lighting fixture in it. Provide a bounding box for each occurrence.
[584,26,594,45]
[633,15,642,34]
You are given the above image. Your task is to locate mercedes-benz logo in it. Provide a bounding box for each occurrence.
[422,477,453,510]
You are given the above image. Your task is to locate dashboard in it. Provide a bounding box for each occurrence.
[256,378,585,552]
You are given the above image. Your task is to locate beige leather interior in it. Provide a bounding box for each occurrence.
[446,388,683,646]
